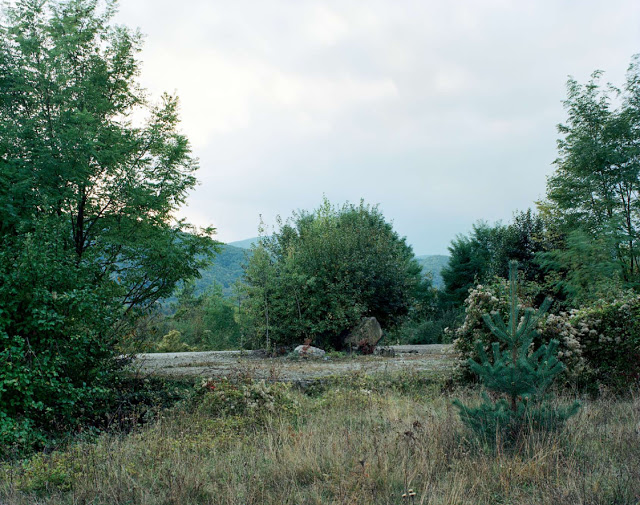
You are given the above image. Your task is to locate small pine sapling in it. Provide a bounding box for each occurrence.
[454,261,579,444]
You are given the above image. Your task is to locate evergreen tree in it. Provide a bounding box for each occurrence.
[454,262,579,444]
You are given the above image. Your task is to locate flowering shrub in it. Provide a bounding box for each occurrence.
[567,295,640,390]
[450,280,586,380]
[197,378,299,421]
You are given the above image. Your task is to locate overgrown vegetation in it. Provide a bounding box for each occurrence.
[441,57,640,393]
[1,373,638,505]
[1,2,639,502]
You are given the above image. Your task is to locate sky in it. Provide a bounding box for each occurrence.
[114,0,640,255]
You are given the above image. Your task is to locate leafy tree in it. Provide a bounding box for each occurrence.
[498,210,548,282]
[170,283,241,350]
[243,241,278,349]
[242,199,422,349]
[0,0,214,450]
[441,232,489,307]
[454,262,579,445]
[543,56,640,290]
[442,211,549,307]
[537,229,625,306]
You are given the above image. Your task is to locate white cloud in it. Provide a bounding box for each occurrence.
[114,0,640,253]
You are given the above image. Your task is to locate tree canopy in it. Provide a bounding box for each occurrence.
[441,210,548,307]
[0,0,215,450]
[242,199,423,349]
[543,57,640,290]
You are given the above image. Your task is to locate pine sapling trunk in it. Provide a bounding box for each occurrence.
[509,267,518,413]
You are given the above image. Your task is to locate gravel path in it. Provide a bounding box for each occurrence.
[132,344,456,382]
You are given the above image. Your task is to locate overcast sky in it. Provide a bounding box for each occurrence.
[114,0,639,255]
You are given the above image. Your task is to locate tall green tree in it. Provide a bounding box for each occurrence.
[543,56,640,290]
[243,199,421,349]
[442,211,549,307]
[240,244,277,350]
[0,0,215,450]
[441,229,492,307]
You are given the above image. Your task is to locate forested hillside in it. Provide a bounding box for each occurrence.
[195,245,249,297]
[228,237,260,249]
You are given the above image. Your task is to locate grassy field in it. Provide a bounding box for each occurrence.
[1,371,639,505]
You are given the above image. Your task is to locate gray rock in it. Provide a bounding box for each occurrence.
[343,317,383,349]
[293,344,326,358]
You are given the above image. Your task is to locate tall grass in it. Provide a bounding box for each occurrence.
[1,374,639,504]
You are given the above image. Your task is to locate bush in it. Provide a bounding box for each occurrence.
[568,295,640,390]
[453,262,579,447]
[242,198,422,349]
[155,330,194,353]
[197,378,299,422]
[392,308,461,345]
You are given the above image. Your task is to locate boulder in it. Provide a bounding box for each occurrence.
[343,317,383,349]
[293,344,326,358]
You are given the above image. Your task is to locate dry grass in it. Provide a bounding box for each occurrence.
[1,373,639,505]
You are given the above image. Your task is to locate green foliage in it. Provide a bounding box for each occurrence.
[441,231,490,307]
[155,330,193,353]
[144,282,243,351]
[193,245,250,298]
[242,199,422,349]
[542,56,640,293]
[450,278,585,381]
[170,283,241,350]
[537,229,625,306]
[454,262,579,445]
[0,0,214,452]
[567,295,640,390]
[390,307,461,345]
[197,378,299,422]
[442,210,549,307]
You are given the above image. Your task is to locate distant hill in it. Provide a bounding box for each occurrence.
[190,241,449,297]
[415,254,450,289]
[227,237,260,249]
[193,244,252,297]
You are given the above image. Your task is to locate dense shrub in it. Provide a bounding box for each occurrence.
[390,308,461,345]
[156,331,194,353]
[454,263,579,447]
[567,295,640,390]
[0,230,120,453]
[0,1,214,453]
[243,199,422,349]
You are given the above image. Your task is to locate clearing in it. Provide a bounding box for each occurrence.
[132,344,456,382]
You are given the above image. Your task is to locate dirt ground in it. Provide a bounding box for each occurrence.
[132,344,456,383]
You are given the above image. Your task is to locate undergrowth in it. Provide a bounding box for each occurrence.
[1,372,638,505]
